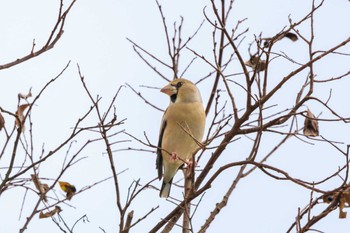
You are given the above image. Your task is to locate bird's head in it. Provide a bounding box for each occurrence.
[160,78,202,104]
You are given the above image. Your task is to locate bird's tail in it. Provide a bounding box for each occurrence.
[160,178,173,198]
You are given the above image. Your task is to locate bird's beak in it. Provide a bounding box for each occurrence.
[160,84,176,96]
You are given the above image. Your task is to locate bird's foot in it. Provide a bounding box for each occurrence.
[185,159,196,173]
[186,159,193,167]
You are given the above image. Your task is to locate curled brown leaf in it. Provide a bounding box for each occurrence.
[31,174,49,202]
[18,87,32,100]
[284,32,298,42]
[263,32,298,47]
[39,206,62,219]
[303,109,319,137]
[245,56,266,72]
[15,104,30,132]
[0,112,4,131]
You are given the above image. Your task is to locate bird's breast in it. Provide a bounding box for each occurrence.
[161,102,205,162]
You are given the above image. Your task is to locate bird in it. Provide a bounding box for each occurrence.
[156,78,206,198]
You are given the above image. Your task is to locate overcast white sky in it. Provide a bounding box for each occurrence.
[0,0,350,232]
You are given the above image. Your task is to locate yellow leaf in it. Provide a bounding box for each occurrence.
[59,181,76,200]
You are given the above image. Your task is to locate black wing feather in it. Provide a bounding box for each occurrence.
[156,119,167,180]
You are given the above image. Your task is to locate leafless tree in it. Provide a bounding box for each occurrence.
[127,0,350,232]
[1,0,350,233]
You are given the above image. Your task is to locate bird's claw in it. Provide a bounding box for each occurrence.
[185,159,197,175]
[170,152,178,161]
[186,159,194,168]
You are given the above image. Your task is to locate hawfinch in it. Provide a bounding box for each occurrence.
[156,78,206,198]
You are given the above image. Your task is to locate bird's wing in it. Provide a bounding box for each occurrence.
[156,111,168,180]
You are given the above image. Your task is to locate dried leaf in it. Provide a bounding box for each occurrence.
[59,181,76,200]
[285,32,298,42]
[15,104,30,132]
[339,197,347,219]
[324,190,350,219]
[0,112,4,131]
[263,32,298,47]
[31,174,49,201]
[339,210,347,219]
[303,109,319,137]
[244,56,266,72]
[343,190,350,205]
[18,87,32,100]
[39,206,62,219]
[322,194,334,203]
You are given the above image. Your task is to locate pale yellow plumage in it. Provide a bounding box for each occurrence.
[156,78,205,198]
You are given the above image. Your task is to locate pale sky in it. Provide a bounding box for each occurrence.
[0,0,350,232]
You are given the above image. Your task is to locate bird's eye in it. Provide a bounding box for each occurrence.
[176,82,183,88]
